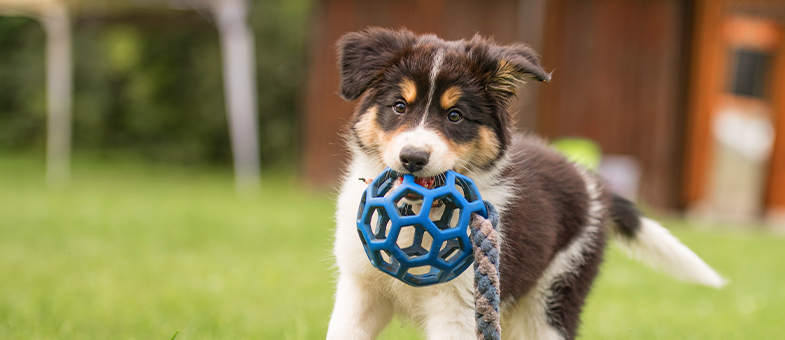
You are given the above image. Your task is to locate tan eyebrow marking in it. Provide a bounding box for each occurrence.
[440,86,462,109]
[400,78,417,104]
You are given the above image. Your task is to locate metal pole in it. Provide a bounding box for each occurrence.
[41,1,72,188]
[214,0,261,196]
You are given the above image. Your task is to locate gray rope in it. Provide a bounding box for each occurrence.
[470,201,501,340]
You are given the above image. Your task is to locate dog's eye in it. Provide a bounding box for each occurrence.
[392,101,406,114]
[447,110,463,122]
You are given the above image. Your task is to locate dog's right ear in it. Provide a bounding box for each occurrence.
[337,28,416,100]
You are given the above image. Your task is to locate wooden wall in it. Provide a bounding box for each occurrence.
[539,0,690,209]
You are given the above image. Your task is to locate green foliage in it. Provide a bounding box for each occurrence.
[0,17,47,149]
[0,0,311,168]
[0,153,784,339]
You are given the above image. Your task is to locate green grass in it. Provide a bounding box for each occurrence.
[0,152,783,339]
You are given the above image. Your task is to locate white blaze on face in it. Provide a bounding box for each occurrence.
[420,48,445,126]
[383,126,456,176]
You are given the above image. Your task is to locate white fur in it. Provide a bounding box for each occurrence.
[326,272,394,339]
[328,146,519,340]
[421,48,445,125]
[328,154,483,340]
[383,126,454,177]
[614,217,727,288]
[501,169,605,340]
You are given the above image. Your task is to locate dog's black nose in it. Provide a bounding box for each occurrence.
[399,146,430,173]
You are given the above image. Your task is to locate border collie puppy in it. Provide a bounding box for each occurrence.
[327,27,724,340]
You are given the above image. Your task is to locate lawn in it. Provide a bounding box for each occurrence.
[0,152,783,339]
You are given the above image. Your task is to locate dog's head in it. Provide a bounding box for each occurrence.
[338,28,549,185]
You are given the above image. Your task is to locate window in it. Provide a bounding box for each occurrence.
[728,49,770,98]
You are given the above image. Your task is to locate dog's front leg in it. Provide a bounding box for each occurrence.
[420,286,476,340]
[326,273,393,340]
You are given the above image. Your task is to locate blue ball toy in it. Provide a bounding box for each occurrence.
[357,168,487,286]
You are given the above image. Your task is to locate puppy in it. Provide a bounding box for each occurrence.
[327,27,724,340]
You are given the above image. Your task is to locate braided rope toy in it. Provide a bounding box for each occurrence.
[471,203,501,340]
[357,168,501,339]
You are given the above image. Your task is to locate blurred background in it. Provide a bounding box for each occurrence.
[1,0,784,339]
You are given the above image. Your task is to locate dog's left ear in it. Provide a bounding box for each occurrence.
[473,40,551,104]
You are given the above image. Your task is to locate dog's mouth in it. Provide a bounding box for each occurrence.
[359,173,444,189]
[407,176,436,189]
[360,172,448,204]
[395,175,445,202]
[395,175,440,189]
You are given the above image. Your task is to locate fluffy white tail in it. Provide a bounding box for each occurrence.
[614,217,726,288]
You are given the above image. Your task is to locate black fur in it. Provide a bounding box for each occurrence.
[496,138,612,339]
[336,28,627,340]
[336,28,417,100]
[610,194,642,239]
[493,43,552,82]
[545,243,605,340]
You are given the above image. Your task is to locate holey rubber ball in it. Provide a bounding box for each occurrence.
[356,168,487,286]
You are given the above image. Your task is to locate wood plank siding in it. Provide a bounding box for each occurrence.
[539,0,690,209]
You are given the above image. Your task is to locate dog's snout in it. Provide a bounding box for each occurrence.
[399,146,430,173]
